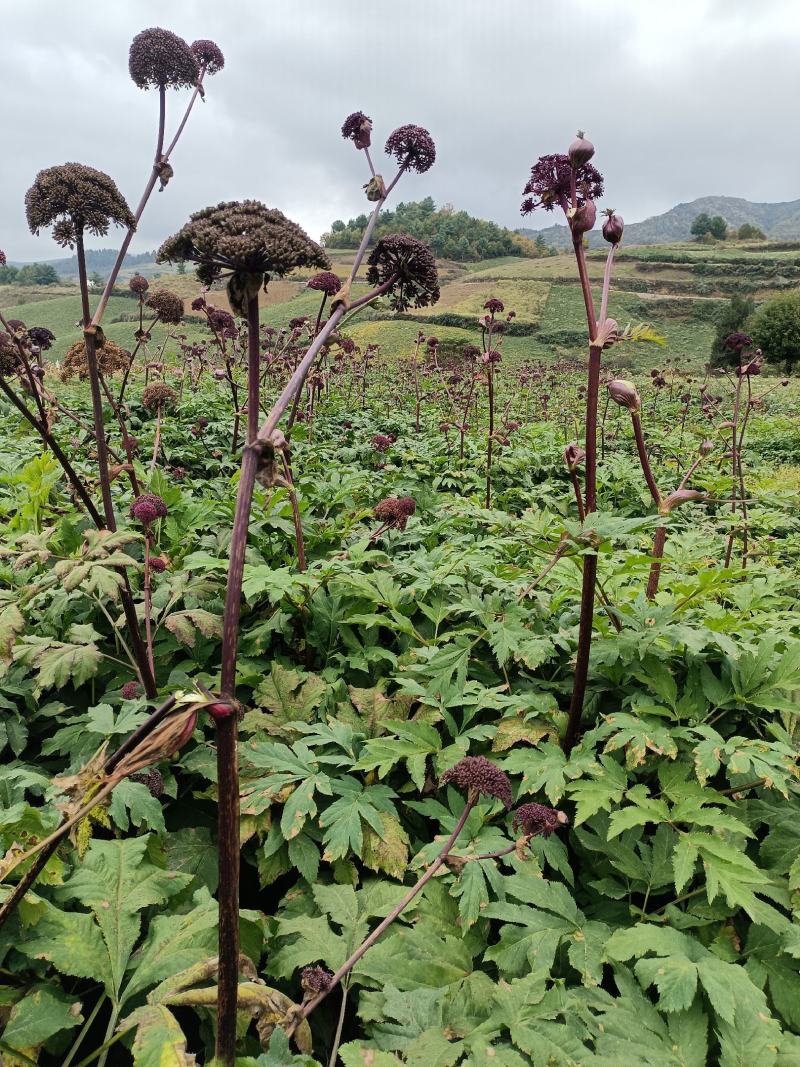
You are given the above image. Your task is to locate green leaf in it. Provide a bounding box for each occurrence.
[673,836,699,894]
[361,812,410,880]
[0,603,24,668]
[339,1044,403,1066]
[122,889,218,1004]
[1,985,82,1053]
[164,608,222,648]
[122,1003,194,1067]
[58,837,189,999]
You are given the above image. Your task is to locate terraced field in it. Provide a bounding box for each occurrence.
[2,238,798,370]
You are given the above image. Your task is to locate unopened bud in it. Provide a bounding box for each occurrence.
[568,130,595,167]
[699,439,714,455]
[659,489,705,515]
[570,199,596,237]
[563,442,585,471]
[602,209,624,244]
[607,378,641,412]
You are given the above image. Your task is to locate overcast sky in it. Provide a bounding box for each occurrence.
[4,0,799,261]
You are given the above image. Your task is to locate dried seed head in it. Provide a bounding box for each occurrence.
[129,274,150,294]
[366,233,439,312]
[27,326,55,351]
[130,769,165,798]
[25,163,136,247]
[190,39,225,75]
[141,382,177,412]
[723,331,753,352]
[157,200,329,316]
[145,289,184,325]
[512,802,569,837]
[61,337,130,381]
[440,755,513,810]
[384,124,436,173]
[129,27,199,90]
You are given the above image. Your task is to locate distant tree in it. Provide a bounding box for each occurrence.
[0,264,19,284]
[691,213,727,241]
[88,271,105,289]
[708,215,728,240]
[710,294,756,367]
[323,199,531,261]
[750,291,800,372]
[737,223,766,240]
[535,234,548,255]
[176,261,187,275]
[690,213,712,238]
[16,263,59,285]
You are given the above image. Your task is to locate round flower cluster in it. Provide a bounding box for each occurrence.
[142,382,177,412]
[148,556,167,573]
[440,756,513,809]
[129,274,150,295]
[0,333,19,376]
[121,681,141,700]
[374,495,416,530]
[724,331,753,352]
[521,153,604,215]
[512,802,569,838]
[158,200,329,317]
[426,336,439,349]
[384,124,436,173]
[128,27,199,90]
[130,493,168,526]
[145,289,184,325]
[307,270,342,296]
[25,163,136,247]
[300,965,333,995]
[61,337,130,381]
[0,250,6,266]
[28,326,55,351]
[207,306,235,332]
[484,297,504,314]
[129,769,165,798]
[190,39,225,75]
[366,233,440,312]
[341,111,372,149]
[371,433,394,453]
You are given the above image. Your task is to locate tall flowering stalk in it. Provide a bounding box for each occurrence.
[158,119,439,1062]
[521,135,620,755]
[4,27,223,701]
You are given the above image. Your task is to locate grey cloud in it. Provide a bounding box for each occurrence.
[2,0,799,261]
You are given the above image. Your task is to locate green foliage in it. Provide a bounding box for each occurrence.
[691,213,729,241]
[710,293,757,367]
[323,198,535,262]
[750,290,800,372]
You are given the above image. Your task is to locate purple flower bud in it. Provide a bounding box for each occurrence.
[602,210,624,245]
[568,131,595,168]
[607,378,641,412]
[570,199,596,238]
[563,442,585,471]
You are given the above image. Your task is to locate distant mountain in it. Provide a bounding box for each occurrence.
[8,249,157,276]
[518,196,800,249]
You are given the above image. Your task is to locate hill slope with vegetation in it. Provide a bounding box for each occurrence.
[521,195,800,249]
[323,196,544,261]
